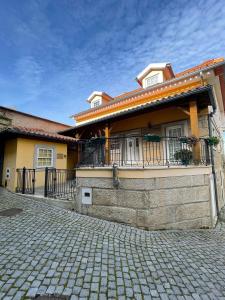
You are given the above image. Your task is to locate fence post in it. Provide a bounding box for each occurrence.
[22,167,26,194]
[44,167,48,197]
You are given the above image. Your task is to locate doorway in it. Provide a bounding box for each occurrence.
[165,124,185,162]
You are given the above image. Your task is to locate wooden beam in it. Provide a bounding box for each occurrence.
[104,124,110,165]
[189,101,200,162]
[177,106,190,116]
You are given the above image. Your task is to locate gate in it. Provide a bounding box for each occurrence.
[44,168,76,200]
[16,168,35,194]
[16,167,76,200]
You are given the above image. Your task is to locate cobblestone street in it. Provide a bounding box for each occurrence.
[0,188,225,300]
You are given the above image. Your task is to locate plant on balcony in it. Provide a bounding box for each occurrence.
[90,136,106,144]
[179,135,198,145]
[144,134,161,142]
[205,136,220,146]
[174,149,193,165]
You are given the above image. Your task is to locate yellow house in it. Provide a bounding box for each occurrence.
[61,58,225,230]
[0,126,77,192]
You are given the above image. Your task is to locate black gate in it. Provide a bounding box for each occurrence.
[44,168,76,200]
[16,168,35,194]
[0,143,4,187]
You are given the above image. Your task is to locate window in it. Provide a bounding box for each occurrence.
[91,99,101,108]
[37,147,53,168]
[145,74,159,87]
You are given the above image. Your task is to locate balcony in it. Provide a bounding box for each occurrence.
[77,136,211,168]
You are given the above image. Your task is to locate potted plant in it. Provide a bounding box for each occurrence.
[144,134,161,142]
[90,136,106,144]
[179,136,198,146]
[205,136,220,146]
[174,149,193,165]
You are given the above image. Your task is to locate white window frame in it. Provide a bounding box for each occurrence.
[145,74,159,87]
[91,99,101,108]
[36,147,54,168]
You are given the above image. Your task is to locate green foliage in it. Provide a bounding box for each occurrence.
[205,136,220,146]
[174,149,193,165]
[144,134,161,142]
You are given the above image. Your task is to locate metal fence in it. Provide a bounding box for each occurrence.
[44,168,76,200]
[16,168,35,194]
[16,167,76,200]
[78,136,211,167]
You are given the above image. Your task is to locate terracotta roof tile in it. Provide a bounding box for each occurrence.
[175,57,224,78]
[0,126,77,143]
[73,57,224,119]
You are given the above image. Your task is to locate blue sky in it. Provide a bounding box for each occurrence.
[0,0,225,125]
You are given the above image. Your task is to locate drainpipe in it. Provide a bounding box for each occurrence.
[207,113,219,215]
[112,164,120,188]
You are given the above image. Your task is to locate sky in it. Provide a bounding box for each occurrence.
[0,0,225,125]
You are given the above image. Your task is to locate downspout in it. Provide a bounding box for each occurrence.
[207,112,219,216]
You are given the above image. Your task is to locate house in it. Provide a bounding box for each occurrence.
[61,58,225,230]
[0,107,77,192]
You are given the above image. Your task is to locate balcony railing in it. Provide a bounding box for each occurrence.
[77,136,211,168]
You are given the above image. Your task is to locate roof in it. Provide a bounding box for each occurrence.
[0,126,77,143]
[86,91,112,103]
[136,62,170,81]
[72,57,224,120]
[61,85,214,134]
[175,57,224,78]
[0,106,71,128]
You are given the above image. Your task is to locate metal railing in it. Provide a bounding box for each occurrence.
[16,167,76,200]
[44,168,76,200]
[78,136,211,168]
[16,167,35,194]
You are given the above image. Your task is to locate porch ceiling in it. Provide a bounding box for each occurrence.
[61,85,215,136]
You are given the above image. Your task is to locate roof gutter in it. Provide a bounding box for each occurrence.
[61,85,213,133]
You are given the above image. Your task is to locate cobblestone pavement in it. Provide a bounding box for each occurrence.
[0,188,225,300]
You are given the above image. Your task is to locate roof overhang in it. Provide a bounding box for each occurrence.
[0,127,77,144]
[61,85,215,136]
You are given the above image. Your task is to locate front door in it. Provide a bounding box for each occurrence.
[125,137,142,165]
[165,125,184,162]
[0,143,4,186]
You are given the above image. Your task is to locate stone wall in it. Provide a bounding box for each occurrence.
[75,171,212,230]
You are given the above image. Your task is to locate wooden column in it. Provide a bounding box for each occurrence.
[104,124,110,165]
[189,101,200,162]
[75,133,81,165]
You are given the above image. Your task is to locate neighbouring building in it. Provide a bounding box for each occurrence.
[0,107,77,191]
[61,57,225,230]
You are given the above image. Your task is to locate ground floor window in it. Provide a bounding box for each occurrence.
[36,147,54,168]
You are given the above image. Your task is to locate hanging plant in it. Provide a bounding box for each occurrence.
[179,136,198,146]
[90,136,106,144]
[144,134,161,142]
[205,136,220,146]
[174,149,193,165]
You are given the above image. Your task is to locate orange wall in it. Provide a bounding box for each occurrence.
[111,107,188,134]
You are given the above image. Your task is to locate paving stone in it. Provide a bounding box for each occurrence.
[0,188,225,299]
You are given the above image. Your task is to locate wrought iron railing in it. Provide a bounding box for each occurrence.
[44,168,76,200]
[16,167,76,200]
[78,136,211,167]
[16,168,35,194]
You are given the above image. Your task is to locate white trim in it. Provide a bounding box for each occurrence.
[36,147,54,168]
[136,62,170,81]
[162,121,188,163]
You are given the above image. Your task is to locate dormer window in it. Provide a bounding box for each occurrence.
[91,99,101,108]
[136,62,174,88]
[87,91,113,108]
[145,74,159,87]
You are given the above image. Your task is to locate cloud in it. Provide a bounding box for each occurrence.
[0,0,225,124]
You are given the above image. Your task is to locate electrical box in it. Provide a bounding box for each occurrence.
[81,188,92,205]
[6,168,10,179]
